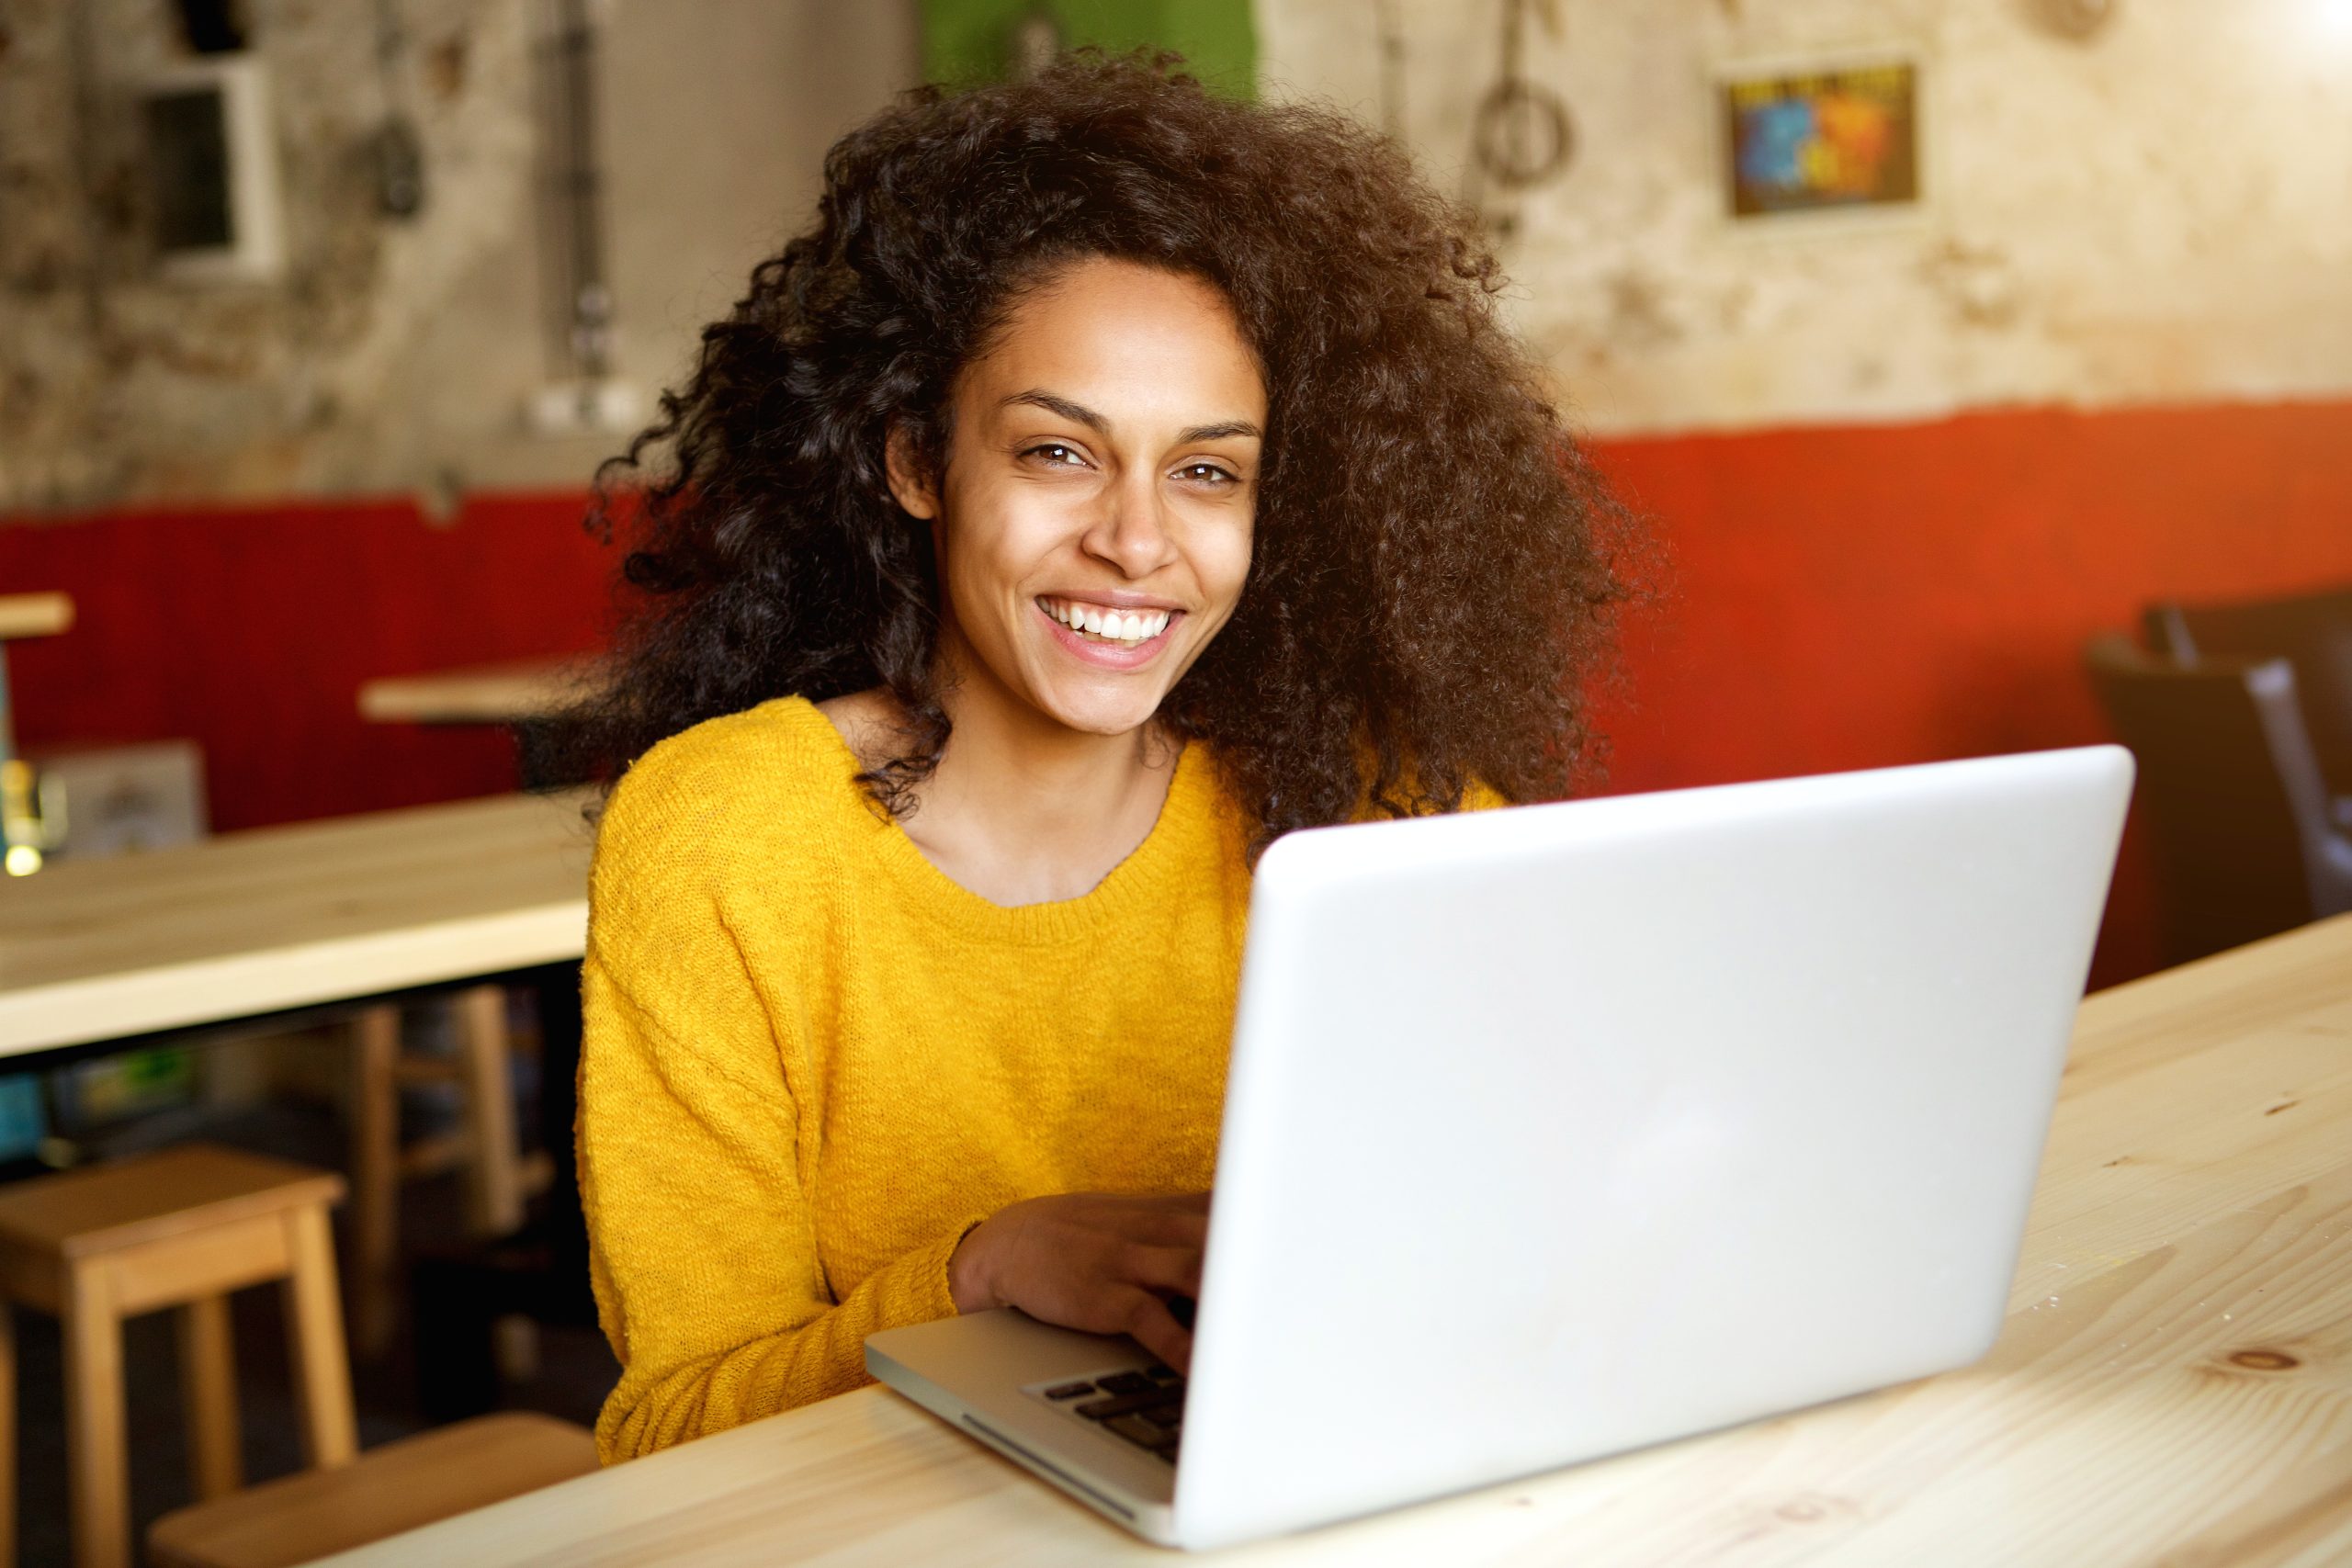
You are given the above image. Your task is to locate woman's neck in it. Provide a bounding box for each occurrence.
[820,651,1180,908]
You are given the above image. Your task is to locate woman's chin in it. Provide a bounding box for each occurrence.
[1026,679,1169,739]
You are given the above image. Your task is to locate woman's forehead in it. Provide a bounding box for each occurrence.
[962,259,1266,431]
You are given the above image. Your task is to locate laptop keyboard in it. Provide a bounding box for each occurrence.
[1037,1364,1185,1462]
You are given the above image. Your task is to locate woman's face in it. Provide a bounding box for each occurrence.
[888,257,1265,739]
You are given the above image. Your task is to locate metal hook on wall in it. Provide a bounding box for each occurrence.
[1472,0,1575,192]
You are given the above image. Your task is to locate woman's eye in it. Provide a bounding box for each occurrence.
[1023,443,1088,468]
[1175,462,1237,486]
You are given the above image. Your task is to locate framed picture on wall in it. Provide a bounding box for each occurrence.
[1719,55,1921,221]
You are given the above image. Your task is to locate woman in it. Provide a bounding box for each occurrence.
[569,52,1626,1464]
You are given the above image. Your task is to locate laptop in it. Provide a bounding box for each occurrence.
[866,745,2133,1550]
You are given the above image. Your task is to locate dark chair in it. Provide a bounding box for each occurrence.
[2085,635,2352,967]
[2143,585,2352,828]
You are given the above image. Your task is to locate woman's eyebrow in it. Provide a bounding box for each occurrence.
[1003,389,1109,432]
[1178,420,1262,443]
[1001,389,1261,446]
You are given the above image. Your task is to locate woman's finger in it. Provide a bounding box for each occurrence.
[1118,1289,1194,1374]
[1117,1240,1204,1300]
[1112,1207,1209,1250]
[1097,1190,1209,1215]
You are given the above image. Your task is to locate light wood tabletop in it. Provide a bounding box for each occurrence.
[357,657,596,726]
[315,913,2352,1567]
[0,592,74,641]
[0,790,594,1057]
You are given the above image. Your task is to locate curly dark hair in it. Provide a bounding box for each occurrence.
[561,51,1633,854]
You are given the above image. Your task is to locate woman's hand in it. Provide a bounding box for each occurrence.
[948,1191,1209,1372]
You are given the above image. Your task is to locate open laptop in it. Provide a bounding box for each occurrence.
[866,745,2133,1550]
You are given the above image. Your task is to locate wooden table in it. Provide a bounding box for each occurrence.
[357,658,592,727]
[0,790,594,1057]
[316,913,2352,1566]
[0,593,73,643]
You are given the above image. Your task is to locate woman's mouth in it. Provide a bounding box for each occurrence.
[1037,596,1175,645]
[1035,596,1182,667]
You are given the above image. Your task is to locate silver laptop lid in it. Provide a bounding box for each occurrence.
[1172,746,2132,1549]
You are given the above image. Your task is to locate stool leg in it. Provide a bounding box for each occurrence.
[62,1259,129,1568]
[492,1313,541,1382]
[455,985,526,1235]
[348,1002,401,1358]
[281,1204,357,1469]
[0,1303,15,1568]
[176,1294,243,1499]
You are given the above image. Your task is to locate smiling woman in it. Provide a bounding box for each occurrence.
[836,260,1266,904]
[560,51,1631,1465]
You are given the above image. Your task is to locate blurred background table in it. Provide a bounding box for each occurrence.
[0,594,73,644]
[356,658,592,730]
[319,913,2352,1567]
[0,790,594,1058]
[0,788,600,1560]
[0,787,598,1353]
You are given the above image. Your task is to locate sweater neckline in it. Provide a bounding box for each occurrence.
[779,696,1215,945]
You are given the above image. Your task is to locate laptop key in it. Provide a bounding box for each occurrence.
[1074,1389,1182,1421]
[1095,1371,1157,1396]
[1103,1414,1178,1454]
[1042,1382,1095,1401]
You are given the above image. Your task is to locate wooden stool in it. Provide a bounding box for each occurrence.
[345,991,557,1363]
[0,1145,356,1568]
[146,1412,598,1568]
[345,987,548,1358]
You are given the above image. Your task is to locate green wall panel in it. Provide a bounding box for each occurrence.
[918,0,1255,97]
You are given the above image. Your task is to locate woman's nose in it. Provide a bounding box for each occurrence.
[1086,475,1181,579]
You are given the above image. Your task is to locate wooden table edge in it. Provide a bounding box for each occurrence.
[0,900,588,1058]
[0,592,74,641]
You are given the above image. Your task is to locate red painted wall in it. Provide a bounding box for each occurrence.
[1584,397,2352,984]
[5,397,2349,985]
[0,493,617,832]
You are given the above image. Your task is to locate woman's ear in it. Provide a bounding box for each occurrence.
[885,425,940,521]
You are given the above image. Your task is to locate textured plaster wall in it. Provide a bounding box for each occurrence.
[0,0,920,513]
[14,1,2347,505]
[1258,0,2352,435]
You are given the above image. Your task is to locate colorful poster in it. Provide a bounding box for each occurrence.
[1723,61,1919,219]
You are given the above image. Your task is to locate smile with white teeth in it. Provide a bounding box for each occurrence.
[1041,598,1173,645]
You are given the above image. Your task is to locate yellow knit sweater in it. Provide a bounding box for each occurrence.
[577,695,1255,1463]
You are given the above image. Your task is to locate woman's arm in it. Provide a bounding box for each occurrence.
[578,954,993,1462]
[574,750,990,1463]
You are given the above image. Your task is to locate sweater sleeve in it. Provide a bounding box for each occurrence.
[575,750,986,1464]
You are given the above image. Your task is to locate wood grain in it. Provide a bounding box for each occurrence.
[0,789,594,1055]
[455,983,526,1235]
[346,1004,402,1359]
[0,1147,355,1568]
[63,1258,127,1568]
[356,657,594,726]
[308,914,2352,1565]
[0,1144,343,1263]
[147,1413,599,1568]
[178,1294,243,1501]
[0,593,73,642]
[281,1204,358,1471]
